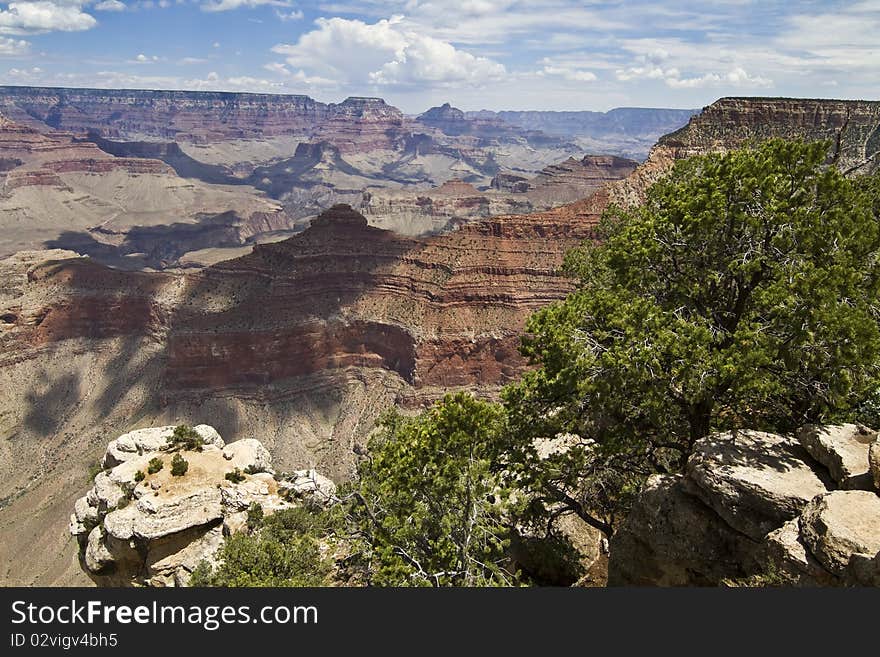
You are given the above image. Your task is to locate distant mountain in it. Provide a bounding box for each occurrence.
[467,107,699,138]
[467,107,699,160]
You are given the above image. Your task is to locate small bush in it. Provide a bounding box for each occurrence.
[134,470,145,483]
[244,464,264,475]
[247,503,264,532]
[225,468,246,484]
[171,453,189,477]
[166,425,204,452]
[147,457,163,474]
[87,459,104,482]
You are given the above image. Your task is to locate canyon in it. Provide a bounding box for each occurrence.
[0,87,690,268]
[0,94,879,585]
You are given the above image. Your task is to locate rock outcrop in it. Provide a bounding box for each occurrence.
[359,155,638,236]
[656,97,880,175]
[70,425,332,586]
[798,424,877,489]
[685,431,829,540]
[609,425,880,586]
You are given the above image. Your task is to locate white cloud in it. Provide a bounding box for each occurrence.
[94,0,125,11]
[275,8,302,20]
[128,52,160,63]
[263,61,288,75]
[0,1,97,35]
[614,43,772,90]
[617,60,771,89]
[263,60,338,87]
[201,0,292,11]
[666,67,772,89]
[272,16,505,89]
[178,56,207,65]
[0,35,29,55]
[539,65,597,82]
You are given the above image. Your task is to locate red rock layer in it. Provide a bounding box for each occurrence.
[0,115,172,190]
[0,88,408,153]
[7,97,878,406]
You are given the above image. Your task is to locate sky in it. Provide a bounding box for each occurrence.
[0,0,877,113]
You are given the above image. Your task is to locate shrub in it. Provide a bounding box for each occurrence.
[134,470,145,483]
[147,457,163,474]
[171,453,189,477]
[189,505,333,587]
[247,503,264,532]
[348,395,516,586]
[87,459,105,482]
[225,468,246,484]
[166,425,204,452]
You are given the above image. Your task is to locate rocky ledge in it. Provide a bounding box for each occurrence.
[69,425,336,587]
[609,424,880,586]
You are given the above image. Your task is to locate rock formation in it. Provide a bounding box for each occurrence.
[656,97,880,175]
[0,114,285,265]
[468,107,701,160]
[359,155,638,235]
[609,425,880,586]
[70,424,334,586]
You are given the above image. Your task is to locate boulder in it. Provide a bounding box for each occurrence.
[88,472,126,511]
[870,440,880,490]
[762,519,836,586]
[221,439,273,474]
[103,488,224,541]
[846,550,880,587]
[84,526,114,573]
[686,430,829,540]
[145,525,225,587]
[797,424,876,489]
[69,424,327,587]
[101,425,224,469]
[281,469,338,503]
[512,512,607,587]
[608,475,760,586]
[799,490,880,576]
[220,473,290,514]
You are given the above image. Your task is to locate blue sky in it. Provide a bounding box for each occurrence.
[0,1,877,112]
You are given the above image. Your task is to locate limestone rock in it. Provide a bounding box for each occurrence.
[102,424,225,468]
[870,440,880,490]
[846,550,880,587]
[84,527,114,573]
[798,424,876,489]
[69,424,324,587]
[145,525,225,587]
[104,488,224,541]
[221,439,273,474]
[608,475,760,586]
[686,430,828,540]
[762,519,835,586]
[799,490,880,576]
[220,473,289,514]
[512,512,607,587]
[88,472,126,511]
[280,469,338,504]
